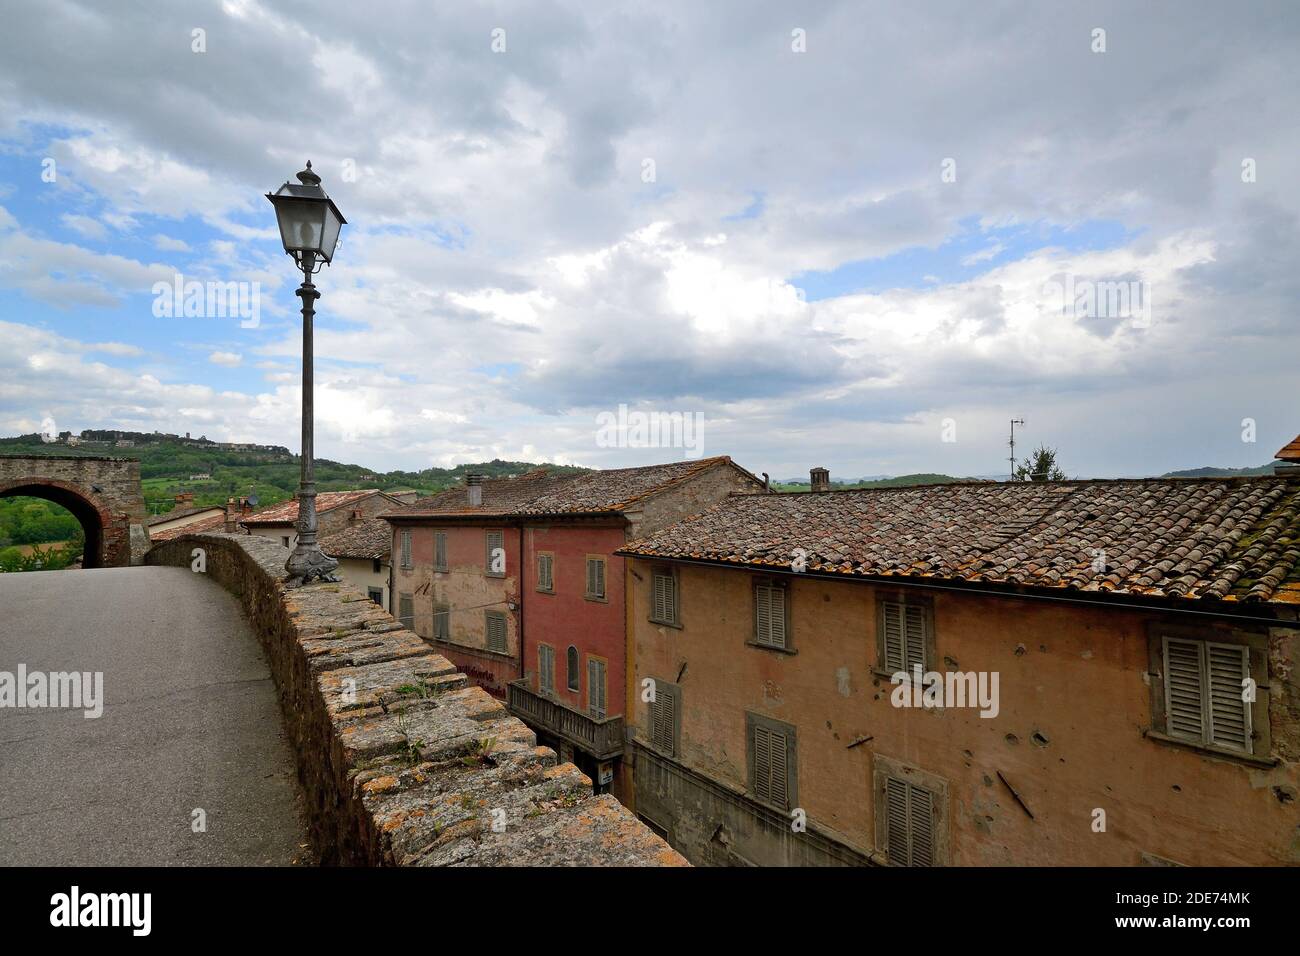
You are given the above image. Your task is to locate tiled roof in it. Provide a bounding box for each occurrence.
[241,490,386,526]
[149,510,229,541]
[146,505,223,526]
[1277,434,1300,462]
[618,478,1300,605]
[321,517,391,560]
[390,457,754,519]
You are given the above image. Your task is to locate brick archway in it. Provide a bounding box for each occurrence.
[0,456,148,568]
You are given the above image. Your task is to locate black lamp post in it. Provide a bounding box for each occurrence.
[266,161,347,585]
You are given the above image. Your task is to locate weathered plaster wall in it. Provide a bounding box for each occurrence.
[522,521,627,716]
[335,556,389,609]
[147,533,685,866]
[625,464,765,539]
[629,559,1300,867]
[391,523,521,698]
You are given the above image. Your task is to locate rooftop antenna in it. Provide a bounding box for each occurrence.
[1009,418,1025,480]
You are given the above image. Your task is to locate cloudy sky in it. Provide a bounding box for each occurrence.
[1,0,1297,479]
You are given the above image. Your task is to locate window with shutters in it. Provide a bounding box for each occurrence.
[747,713,797,810]
[873,755,949,866]
[432,603,450,642]
[398,593,414,630]
[400,530,412,569]
[648,680,680,756]
[538,644,555,696]
[587,657,608,719]
[485,610,508,653]
[650,568,679,626]
[883,776,936,866]
[1162,636,1253,754]
[536,552,554,593]
[433,531,448,572]
[751,579,790,650]
[485,530,505,577]
[584,555,607,601]
[876,597,932,674]
[566,645,580,692]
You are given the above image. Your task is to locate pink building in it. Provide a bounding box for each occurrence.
[384,458,765,795]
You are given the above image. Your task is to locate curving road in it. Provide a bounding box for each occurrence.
[0,566,309,865]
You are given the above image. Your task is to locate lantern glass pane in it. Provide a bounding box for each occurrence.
[274,197,325,254]
[319,205,343,262]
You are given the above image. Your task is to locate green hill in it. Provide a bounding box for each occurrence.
[0,433,587,519]
[1159,463,1280,478]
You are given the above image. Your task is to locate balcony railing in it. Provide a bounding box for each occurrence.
[507,679,625,760]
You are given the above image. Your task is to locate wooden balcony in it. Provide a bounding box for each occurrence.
[507,679,625,760]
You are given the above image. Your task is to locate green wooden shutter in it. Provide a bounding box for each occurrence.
[755,584,786,648]
[1206,641,1251,752]
[398,594,413,630]
[651,684,675,755]
[434,532,446,571]
[753,724,788,806]
[485,611,507,652]
[586,558,605,598]
[1163,636,1205,743]
[908,784,934,866]
[903,605,926,669]
[539,645,554,695]
[882,602,905,671]
[588,659,607,718]
[400,531,412,569]
[652,572,669,620]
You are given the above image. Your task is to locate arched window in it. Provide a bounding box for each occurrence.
[566,646,580,692]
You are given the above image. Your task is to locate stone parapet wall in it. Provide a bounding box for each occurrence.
[147,532,686,866]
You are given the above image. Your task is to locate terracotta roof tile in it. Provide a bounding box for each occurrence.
[618,477,1300,605]
[321,517,391,560]
[146,505,223,526]
[241,489,387,526]
[1276,433,1300,462]
[391,457,750,519]
[148,511,229,541]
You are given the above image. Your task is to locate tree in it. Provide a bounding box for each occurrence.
[1014,444,1067,482]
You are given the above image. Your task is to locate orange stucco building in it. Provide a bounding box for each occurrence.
[620,475,1300,866]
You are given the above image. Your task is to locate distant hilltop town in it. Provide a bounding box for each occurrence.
[44,429,291,457]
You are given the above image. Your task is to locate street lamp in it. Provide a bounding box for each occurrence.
[266,161,347,585]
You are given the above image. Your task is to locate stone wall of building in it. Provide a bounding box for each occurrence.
[146,532,686,867]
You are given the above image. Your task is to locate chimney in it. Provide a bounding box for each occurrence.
[467,473,483,507]
[810,467,830,493]
[224,497,240,533]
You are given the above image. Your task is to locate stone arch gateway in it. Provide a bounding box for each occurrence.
[0,455,149,568]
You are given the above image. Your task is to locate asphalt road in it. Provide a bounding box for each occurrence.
[0,566,309,865]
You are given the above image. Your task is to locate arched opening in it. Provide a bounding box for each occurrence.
[0,481,107,569]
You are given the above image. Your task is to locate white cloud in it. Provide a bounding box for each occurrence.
[60,214,107,240]
[208,350,243,367]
